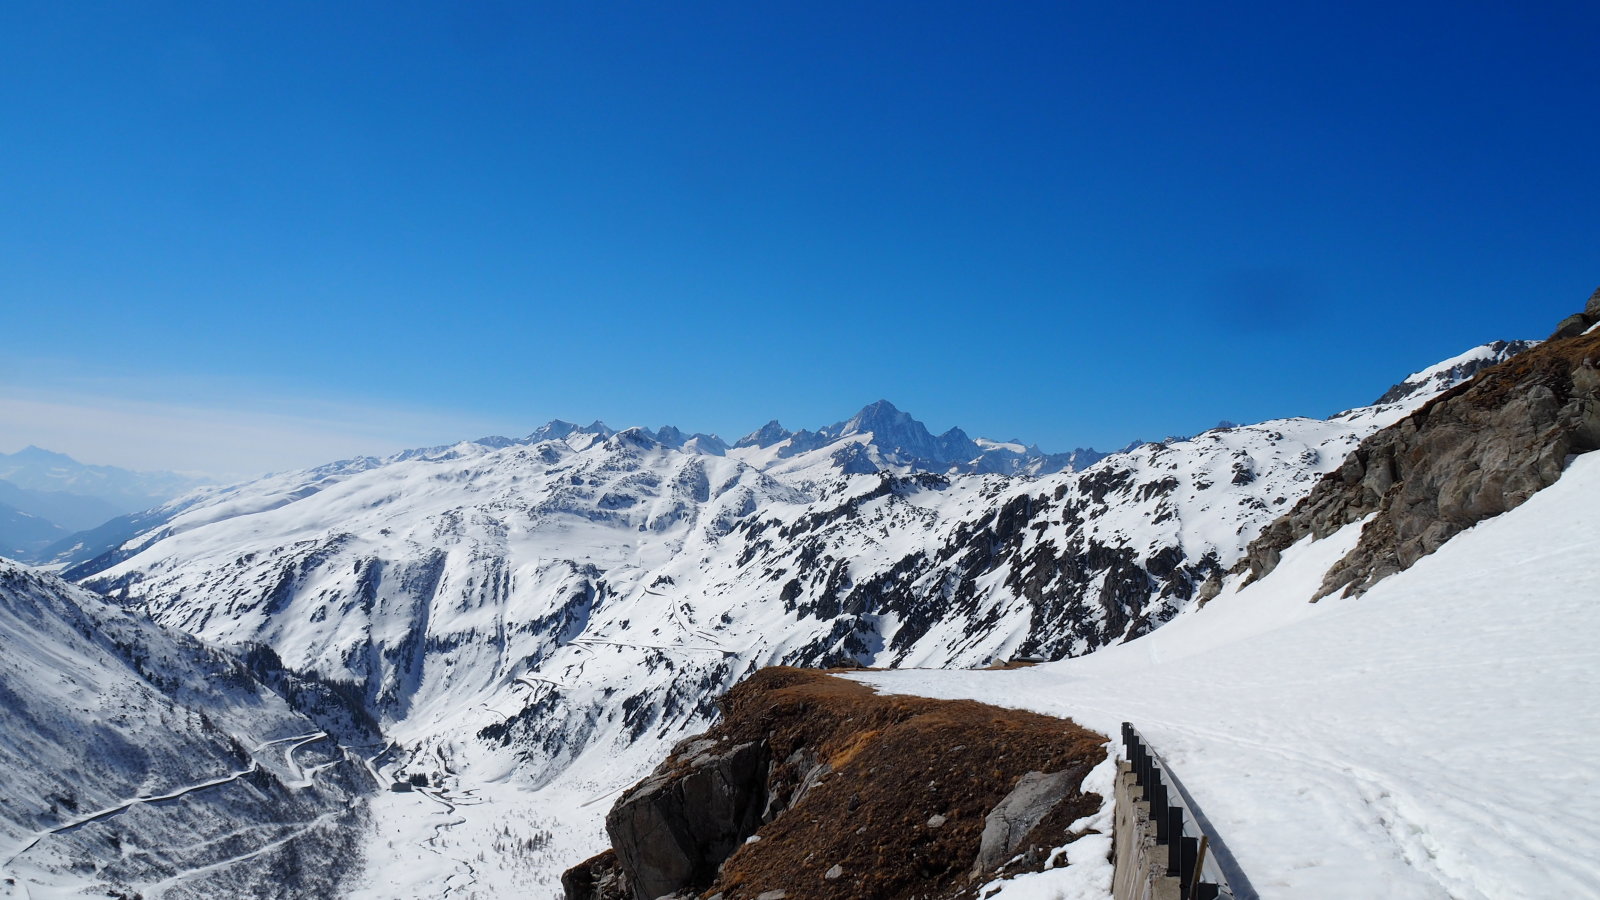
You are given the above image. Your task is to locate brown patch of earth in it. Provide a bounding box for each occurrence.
[701,667,1106,900]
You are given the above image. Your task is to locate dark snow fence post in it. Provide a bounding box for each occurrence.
[1111,722,1256,900]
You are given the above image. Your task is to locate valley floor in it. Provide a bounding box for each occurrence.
[858,453,1600,899]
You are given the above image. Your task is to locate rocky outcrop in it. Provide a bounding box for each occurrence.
[605,737,770,900]
[1246,291,1600,598]
[971,769,1080,877]
[564,668,1106,900]
[1550,286,1600,339]
[561,849,632,900]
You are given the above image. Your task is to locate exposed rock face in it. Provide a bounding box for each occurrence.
[1548,285,1600,339]
[561,849,632,900]
[1247,299,1600,598]
[971,769,1079,876]
[605,738,771,900]
[565,668,1105,900]
[1553,314,1593,340]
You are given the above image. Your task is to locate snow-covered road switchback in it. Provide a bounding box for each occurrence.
[0,560,373,900]
[2,762,261,871]
[859,452,1600,900]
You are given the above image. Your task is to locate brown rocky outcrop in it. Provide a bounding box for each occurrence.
[563,667,1106,900]
[1245,289,1600,598]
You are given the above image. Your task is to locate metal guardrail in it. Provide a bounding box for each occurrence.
[1121,723,1258,900]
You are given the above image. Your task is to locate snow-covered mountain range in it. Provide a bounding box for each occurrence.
[25,339,1527,896]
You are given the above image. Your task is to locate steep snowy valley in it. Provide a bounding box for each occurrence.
[0,563,370,900]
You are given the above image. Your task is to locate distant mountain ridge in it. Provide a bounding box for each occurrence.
[0,446,210,510]
[41,401,1102,570]
[0,448,213,562]
[731,399,1108,475]
[450,401,1109,478]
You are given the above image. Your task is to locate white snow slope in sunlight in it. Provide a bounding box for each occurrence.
[61,341,1536,896]
[858,451,1600,900]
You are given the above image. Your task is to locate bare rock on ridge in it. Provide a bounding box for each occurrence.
[1246,291,1600,598]
[564,667,1105,900]
[604,738,771,900]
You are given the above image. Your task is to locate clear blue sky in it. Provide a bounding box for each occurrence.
[2,1,1597,475]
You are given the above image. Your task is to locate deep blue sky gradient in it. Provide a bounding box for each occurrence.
[3,1,1597,470]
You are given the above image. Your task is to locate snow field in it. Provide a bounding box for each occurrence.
[858,452,1600,899]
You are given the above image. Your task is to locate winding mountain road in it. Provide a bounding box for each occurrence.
[2,760,262,872]
[2,731,353,900]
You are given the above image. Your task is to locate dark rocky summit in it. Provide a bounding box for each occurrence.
[564,667,1105,900]
[1246,289,1600,598]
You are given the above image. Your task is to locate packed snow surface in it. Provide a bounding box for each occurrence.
[858,452,1600,899]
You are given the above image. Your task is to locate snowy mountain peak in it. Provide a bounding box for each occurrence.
[756,400,1094,476]
[837,398,916,436]
[734,419,792,449]
[1372,339,1537,405]
[524,419,615,445]
[652,425,729,455]
[803,399,965,465]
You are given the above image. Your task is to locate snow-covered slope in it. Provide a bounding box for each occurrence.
[51,342,1526,895]
[0,560,369,900]
[1372,339,1538,405]
[858,447,1600,900]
